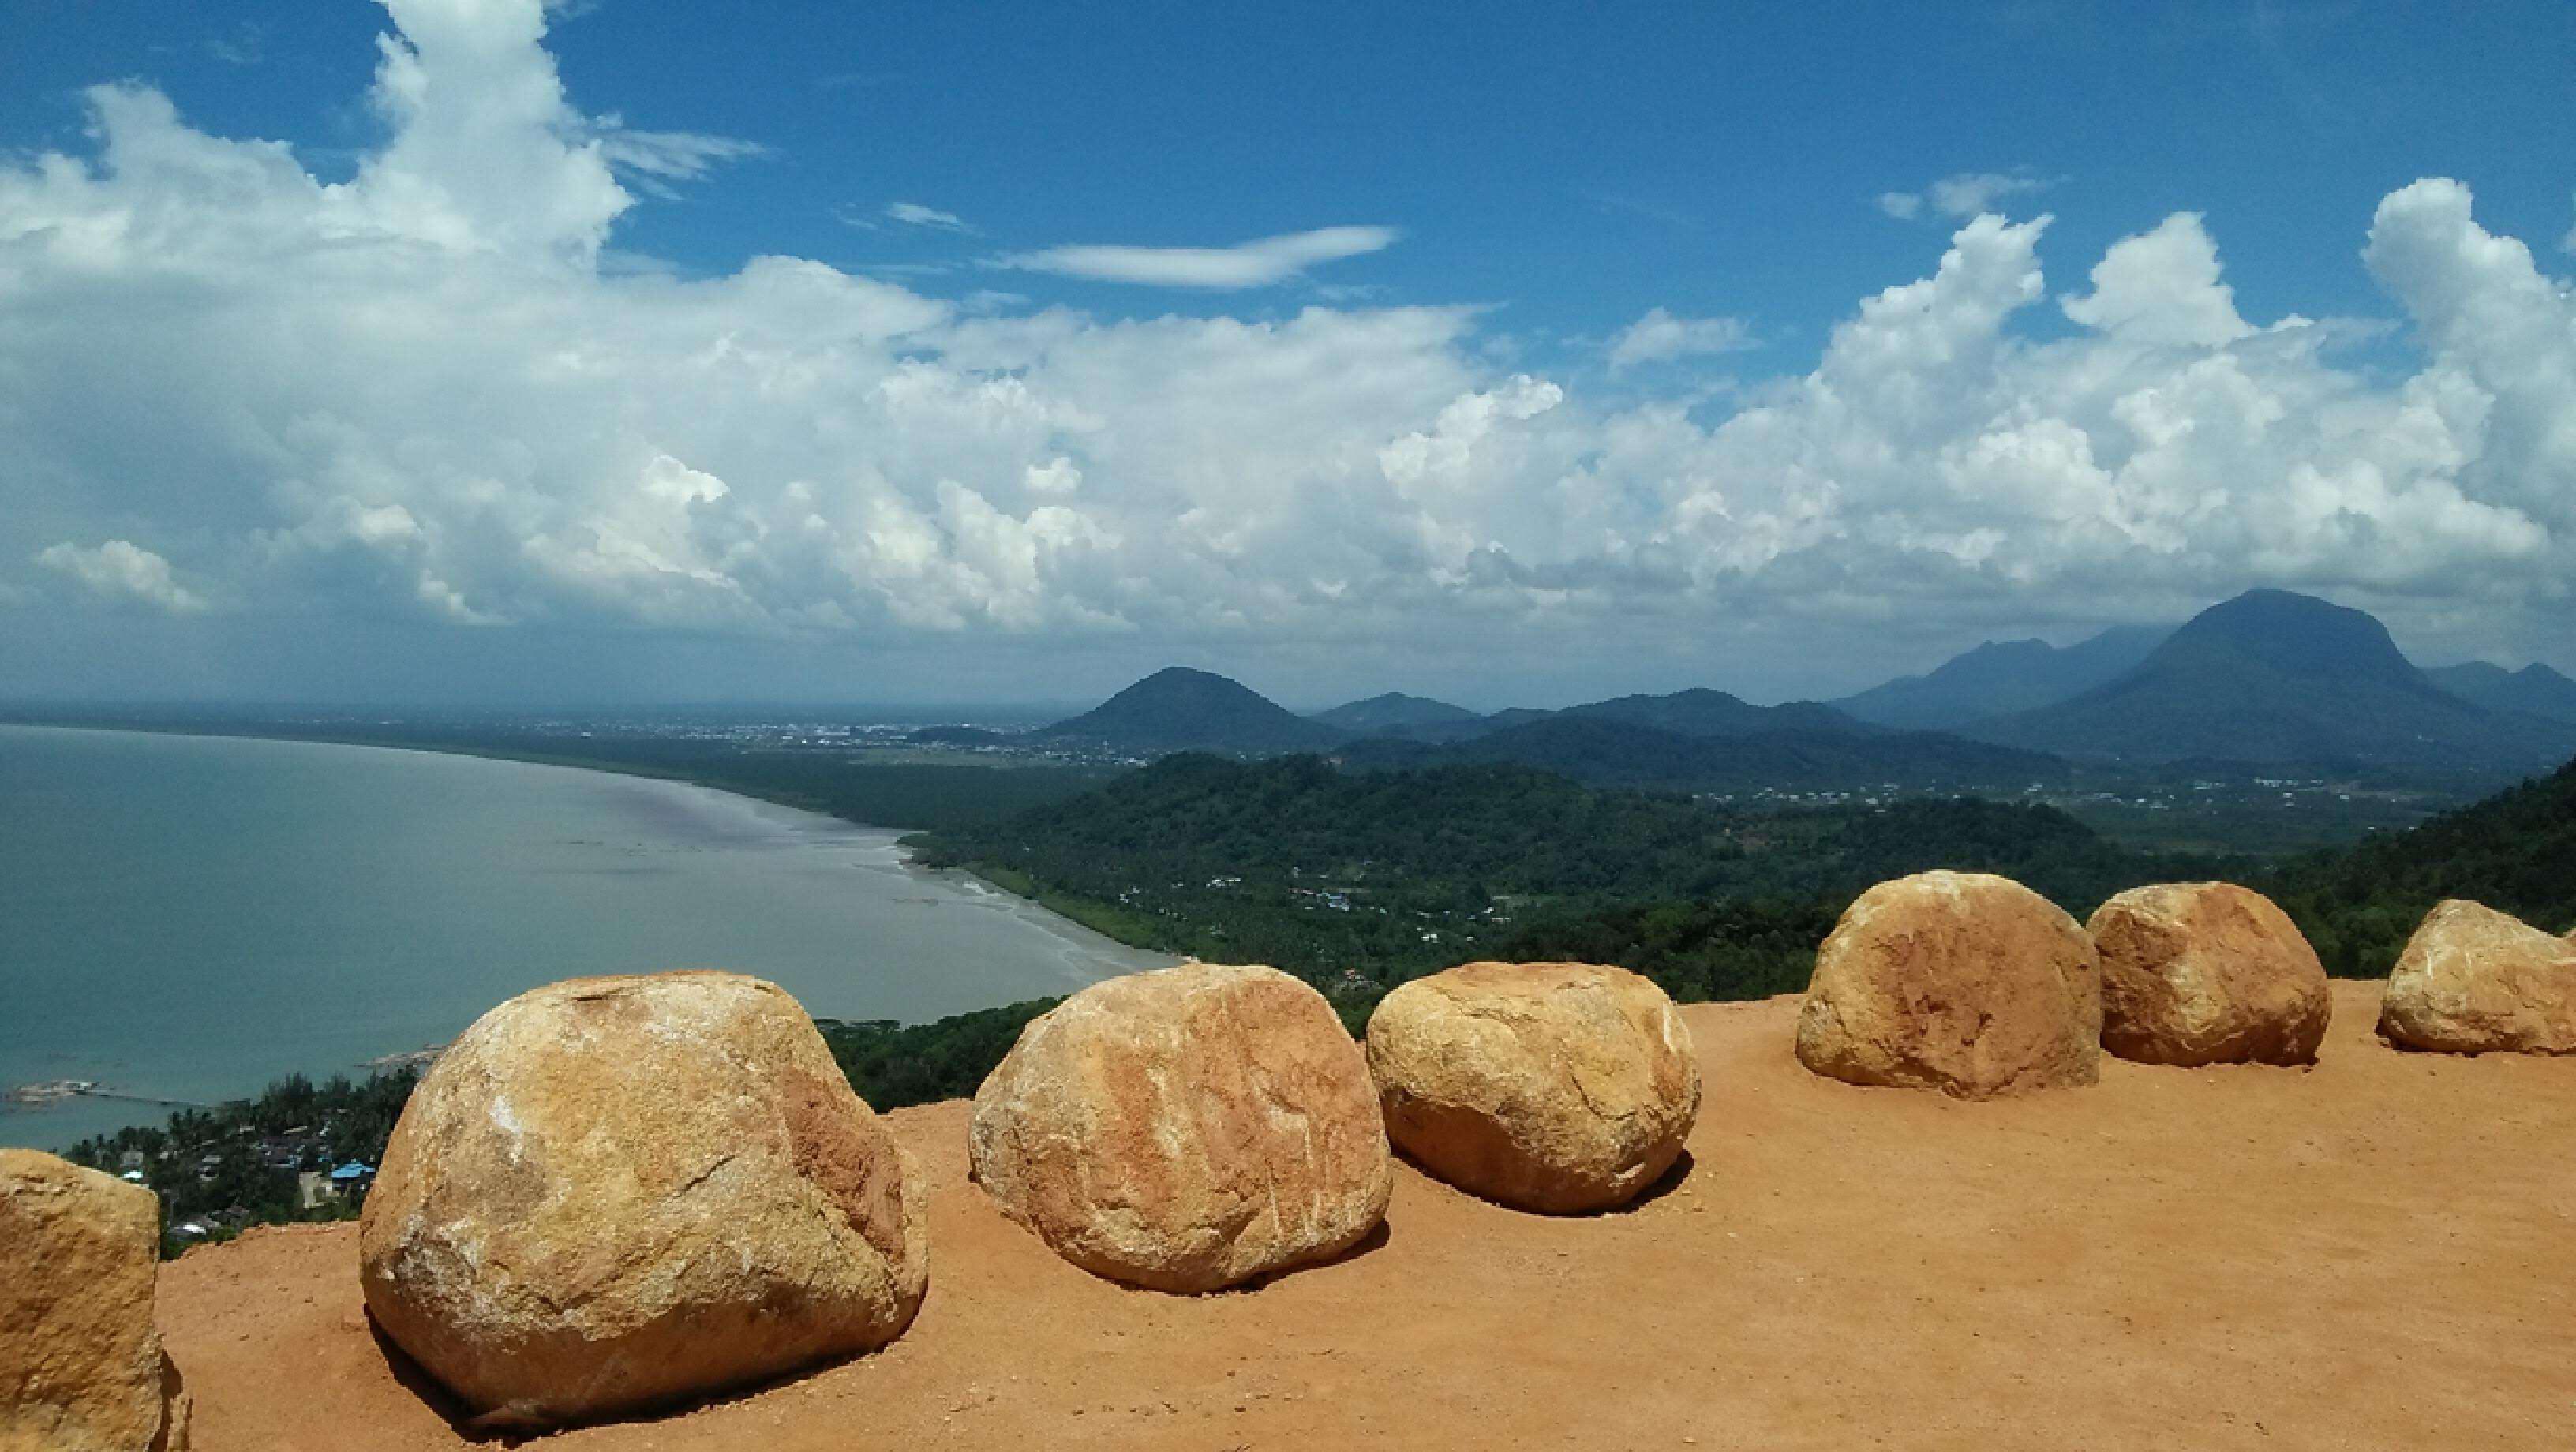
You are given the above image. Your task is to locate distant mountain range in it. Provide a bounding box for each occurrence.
[2423,661,2576,725]
[1963,590,2576,770]
[1833,624,2173,731]
[1039,671,2053,792]
[1029,590,2575,783]
[1339,714,2062,794]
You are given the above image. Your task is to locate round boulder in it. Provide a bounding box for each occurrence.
[2088,882,2331,1066]
[968,962,1391,1293]
[2379,900,2576,1054]
[1365,961,1700,1214]
[1796,870,2102,1098]
[358,971,927,1428]
[0,1150,192,1452]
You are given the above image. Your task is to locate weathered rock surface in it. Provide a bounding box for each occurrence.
[1366,961,1699,1213]
[358,971,927,1428]
[0,1149,191,1452]
[1796,870,2102,1098]
[968,962,1391,1292]
[2379,900,2576,1054]
[2089,883,2332,1066]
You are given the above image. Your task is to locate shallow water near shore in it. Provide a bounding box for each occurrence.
[0,724,1172,1149]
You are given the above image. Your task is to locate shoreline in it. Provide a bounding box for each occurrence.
[0,717,1136,951]
[0,721,1167,1147]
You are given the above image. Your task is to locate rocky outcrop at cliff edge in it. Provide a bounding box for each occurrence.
[2089,883,2331,1066]
[2379,900,2576,1054]
[1366,961,1699,1213]
[1,1149,191,1452]
[358,971,927,1428]
[1797,870,2102,1098]
[968,962,1391,1292]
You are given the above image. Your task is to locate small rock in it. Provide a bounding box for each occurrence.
[1796,870,2101,1098]
[0,1148,193,1451]
[2379,900,2576,1053]
[1366,961,1700,1213]
[969,962,1391,1292]
[2090,882,2331,1065]
[359,971,927,1428]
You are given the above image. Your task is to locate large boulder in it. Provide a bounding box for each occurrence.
[1366,961,1699,1213]
[1796,870,2102,1098]
[2088,882,2332,1066]
[968,962,1391,1292]
[2379,900,2576,1054]
[0,1149,191,1452]
[359,971,927,1428]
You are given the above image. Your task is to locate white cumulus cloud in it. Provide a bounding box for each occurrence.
[36,541,208,613]
[2061,213,2253,348]
[0,0,2570,697]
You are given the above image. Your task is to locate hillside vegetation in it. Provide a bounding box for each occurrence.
[912,752,2234,1023]
[2272,754,2576,975]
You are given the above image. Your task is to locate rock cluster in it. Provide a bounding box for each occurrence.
[2089,883,2332,1065]
[95,873,2566,1428]
[1,1148,191,1452]
[1796,870,2102,1098]
[969,962,1391,1292]
[1366,961,1699,1213]
[358,971,927,1428]
[2379,900,2576,1054]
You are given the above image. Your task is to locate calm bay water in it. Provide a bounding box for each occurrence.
[0,724,1171,1149]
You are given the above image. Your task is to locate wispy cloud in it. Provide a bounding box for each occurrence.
[1879,170,2054,221]
[998,226,1399,288]
[586,118,768,199]
[206,22,266,67]
[1608,309,1757,372]
[885,201,975,234]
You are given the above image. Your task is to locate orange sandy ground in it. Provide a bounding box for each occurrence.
[159,982,2576,1450]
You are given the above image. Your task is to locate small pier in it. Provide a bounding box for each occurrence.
[5,1080,210,1111]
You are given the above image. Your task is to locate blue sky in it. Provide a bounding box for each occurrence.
[1,1,2572,706]
[14,1,2572,351]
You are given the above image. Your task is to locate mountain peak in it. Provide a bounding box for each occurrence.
[1309,692,1481,733]
[1562,687,1872,739]
[2170,589,2417,680]
[1039,668,1343,754]
[1969,590,2576,768]
[1835,623,2173,731]
[2427,658,2576,725]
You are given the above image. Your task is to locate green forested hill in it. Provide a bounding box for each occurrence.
[2270,755,2576,975]
[913,753,2233,1020]
[1338,714,2067,793]
[1037,666,1344,753]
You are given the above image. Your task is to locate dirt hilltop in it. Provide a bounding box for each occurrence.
[160,982,2575,1450]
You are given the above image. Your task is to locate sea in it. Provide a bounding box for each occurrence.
[0,723,1173,1150]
